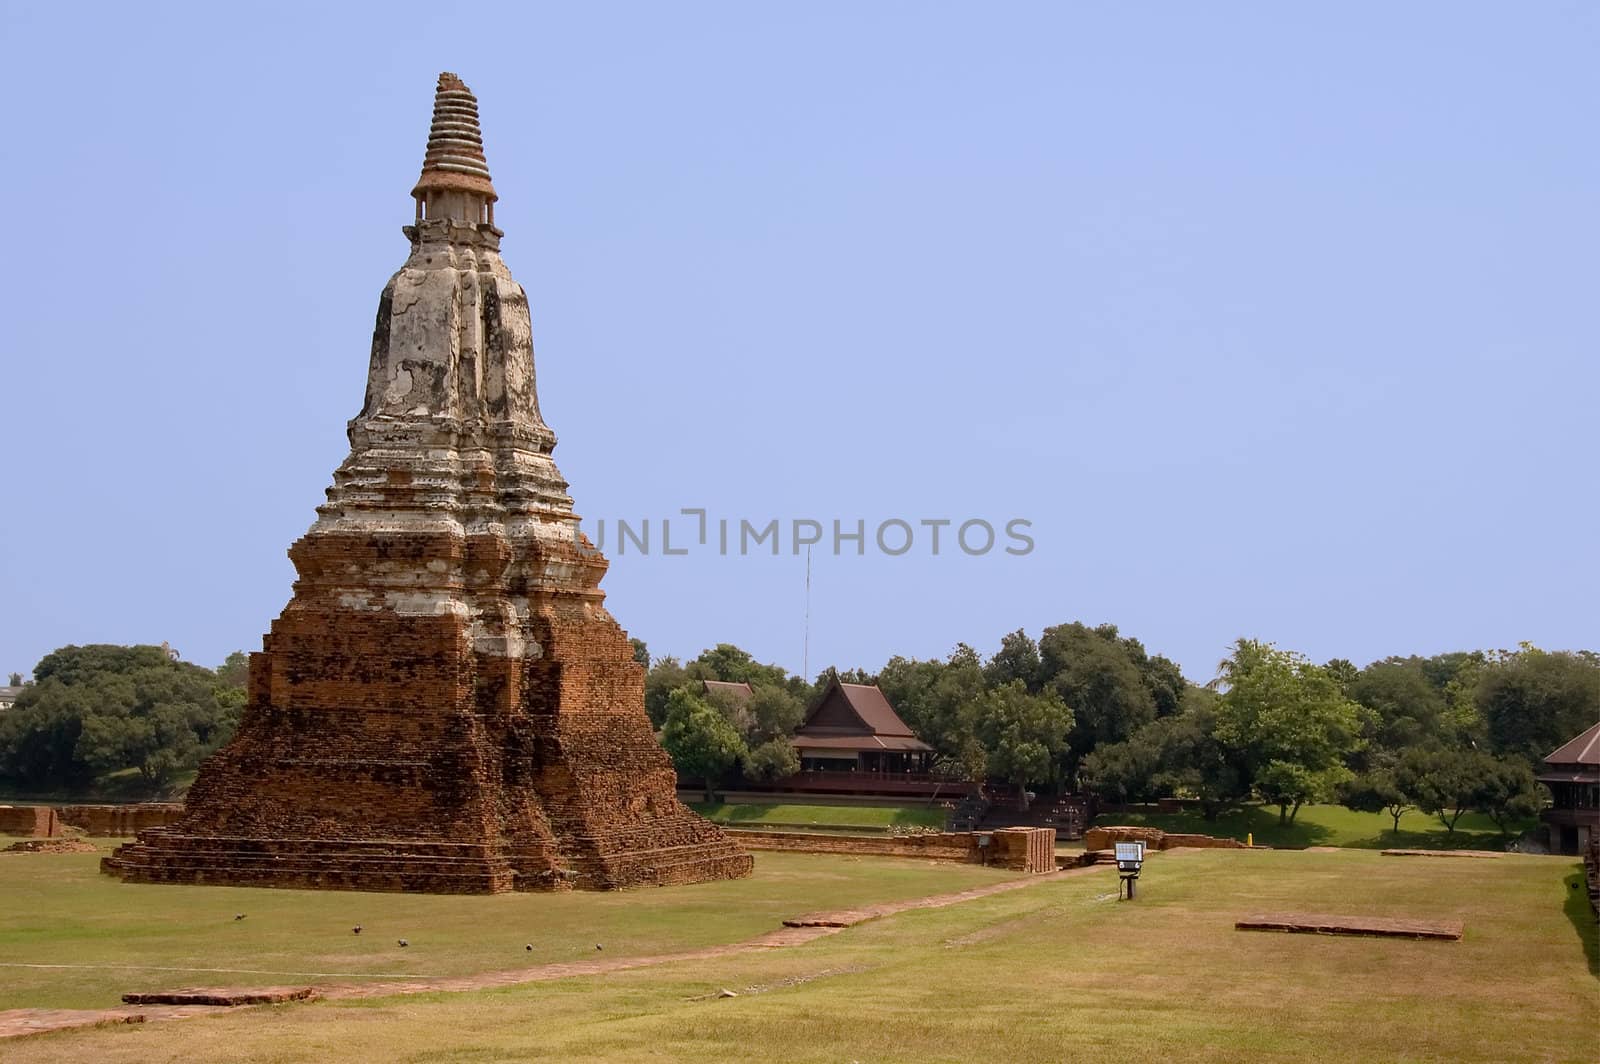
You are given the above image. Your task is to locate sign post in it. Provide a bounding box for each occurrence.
[1115,841,1146,900]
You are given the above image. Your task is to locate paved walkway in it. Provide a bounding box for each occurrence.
[0,863,1108,1040]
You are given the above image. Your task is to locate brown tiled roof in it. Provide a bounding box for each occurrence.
[701,680,754,705]
[796,680,927,746]
[1545,720,1600,767]
[836,682,917,737]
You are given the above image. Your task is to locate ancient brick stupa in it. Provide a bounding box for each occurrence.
[104,74,751,893]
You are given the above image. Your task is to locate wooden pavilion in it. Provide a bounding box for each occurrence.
[791,679,934,775]
[1539,720,1599,855]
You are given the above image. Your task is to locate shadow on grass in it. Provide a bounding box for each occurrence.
[1340,829,1513,852]
[1562,868,1598,978]
[1104,805,1335,848]
[1101,803,1534,851]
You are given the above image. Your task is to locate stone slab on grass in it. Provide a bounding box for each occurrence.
[1236,913,1463,940]
[122,985,318,1006]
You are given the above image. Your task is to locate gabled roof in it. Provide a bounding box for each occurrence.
[836,682,917,737]
[1544,720,1600,767]
[797,679,925,742]
[701,680,754,705]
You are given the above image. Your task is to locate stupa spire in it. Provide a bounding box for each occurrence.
[102,72,751,896]
[412,72,497,225]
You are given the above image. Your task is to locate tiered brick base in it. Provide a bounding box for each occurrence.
[104,532,751,893]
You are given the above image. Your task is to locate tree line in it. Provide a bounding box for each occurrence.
[639,626,1598,831]
[3,629,1594,827]
[0,645,246,795]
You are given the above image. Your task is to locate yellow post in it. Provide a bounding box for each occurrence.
[1247,832,1253,848]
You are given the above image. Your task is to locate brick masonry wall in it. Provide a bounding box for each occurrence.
[732,827,1055,873]
[0,806,58,837]
[1083,825,1248,851]
[56,804,184,837]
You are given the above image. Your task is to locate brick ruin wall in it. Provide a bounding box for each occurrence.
[1,804,186,838]
[732,827,1056,874]
[0,806,59,837]
[1083,825,1249,851]
[59,804,184,837]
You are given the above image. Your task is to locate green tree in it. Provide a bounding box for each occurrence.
[1212,639,1366,825]
[692,644,790,689]
[1038,623,1158,781]
[7,672,22,686]
[745,685,806,746]
[1136,653,1189,719]
[1475,755,1543,838]
[743,738,800,782]
[215,651,249,690]
[660,687,747,802]
[629,638,650,669]
[1339,754,1417,834]
[1323,658,1359,693]
[984,629,1041,691]
[1476,645,1600,766]
[972,681,1072,810]
[876,646,986,761]
[1156,688,1249,819]
[1078,718,1169,805]
[1349,659,1450,756]
[643,656,693,728]
[1408,746,1485,835]
[0,644,240,794]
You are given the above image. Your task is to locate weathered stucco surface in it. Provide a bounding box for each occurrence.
[104,75,749,894]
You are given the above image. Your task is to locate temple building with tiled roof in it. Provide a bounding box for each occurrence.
[1539,720,1599,855]
[791,679,933,775]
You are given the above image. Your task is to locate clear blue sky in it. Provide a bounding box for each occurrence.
[2,3,1595,683]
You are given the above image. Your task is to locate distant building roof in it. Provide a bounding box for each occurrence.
[701,680,754,705]
[0,686,23,705]
[1544,721,1600,768]
[794,679,932,753]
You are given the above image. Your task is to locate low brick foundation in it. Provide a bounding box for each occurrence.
[1083,825,1248,852]
[59,804,185,837]
[731,827,1055,873]
[0,804,187,839]
[0,806,59,837]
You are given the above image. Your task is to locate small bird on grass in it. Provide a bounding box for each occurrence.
[352,925,363,935]
[398,939,409,948]
[234,914,246,921]
[525,944,533,951]
[595,943,603,952]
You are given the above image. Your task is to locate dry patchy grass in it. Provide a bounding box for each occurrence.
[5,849,1594,1063]
[0,848,1015,1011]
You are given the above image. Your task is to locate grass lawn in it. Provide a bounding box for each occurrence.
[5,847,1594,1062]
[689,802,947,832]
[1099,801,1537,851]
[0,839,1014,1012]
